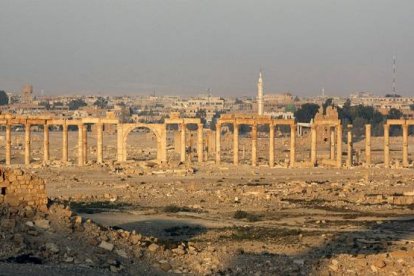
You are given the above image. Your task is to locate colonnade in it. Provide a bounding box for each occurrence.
[215,115,296,167]
[381,119,414,168]
[0,115,113,166]
[0,114,413,169]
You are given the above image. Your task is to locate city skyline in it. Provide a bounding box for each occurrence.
[1,0,414,97]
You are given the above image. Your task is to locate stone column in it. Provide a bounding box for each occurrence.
[330,127,335,160]
[116,124,124,162]
[336,125,342,168]
[43,125,49,163]
[25,124,31,165]
[347,124,353,167]
[180,123,186,162]
[197,124,203,163]
[78,124,84,166]
[251,124,257,166]
[365,124,371,166]
[62,124,68,163]
[233,123,239,165]
[5,124,11,166]
[159,126,167,163]
[403,123,409,167]
[384,124,390,168]
[310,125,317,166]
[290,124,296,168]
[269,124,275,167]
[83,125,88,164]
[96,123,103,164]
[215,124,221,164]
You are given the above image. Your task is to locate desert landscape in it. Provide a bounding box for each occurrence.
[1,128,414,275]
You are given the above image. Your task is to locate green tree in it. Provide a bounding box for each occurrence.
[284,104,296,113]
[93,97,108,109]
[387,108,403,120]
[195,109,207,126]
[68,99,87,110]
[322,98,333,114]
[294,103,320,123]
[0,90,9,105]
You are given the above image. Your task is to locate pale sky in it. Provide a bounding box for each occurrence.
[1,0,413,97]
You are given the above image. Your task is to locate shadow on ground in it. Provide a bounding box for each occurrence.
[220,217,414,274]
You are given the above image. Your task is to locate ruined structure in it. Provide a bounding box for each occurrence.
[216,114,296,167]
[311,106,342,168]
[0,110,412,169]
[0,168,47,211]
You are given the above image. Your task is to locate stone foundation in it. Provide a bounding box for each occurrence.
[0,168,48,211]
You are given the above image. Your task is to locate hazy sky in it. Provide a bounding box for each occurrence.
[1,0,414,97]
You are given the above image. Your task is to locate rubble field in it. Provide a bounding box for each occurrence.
[1,132,414,275]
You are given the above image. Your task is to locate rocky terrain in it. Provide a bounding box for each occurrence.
[1,132,414,275]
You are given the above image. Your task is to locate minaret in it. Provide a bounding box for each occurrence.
[257,72,264,115]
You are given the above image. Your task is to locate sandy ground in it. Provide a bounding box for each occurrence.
[1,130,414,275]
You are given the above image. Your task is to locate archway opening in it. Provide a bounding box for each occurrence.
[102,123,118,162]
[125,127,158,162]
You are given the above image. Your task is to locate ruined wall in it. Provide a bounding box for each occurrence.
[0,168,48,211]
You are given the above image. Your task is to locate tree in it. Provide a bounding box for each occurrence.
[410,104,414,111]
[322,98,333,114]
[0,90,9,105]
[385,94,401,98]
[195,109,207,126]
[387,108,404,136]
[387,108,403,120]
[284,104,296,113]
[93,97,108,109]
[68,99,87,110]
[294,103,320,123]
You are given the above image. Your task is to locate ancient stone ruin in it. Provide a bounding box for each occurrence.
[0,110,413,168]
[0,168,48,211]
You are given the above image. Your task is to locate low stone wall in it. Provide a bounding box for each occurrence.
[0,168,48,211]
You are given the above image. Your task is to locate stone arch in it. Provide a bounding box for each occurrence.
[120,123,166,163]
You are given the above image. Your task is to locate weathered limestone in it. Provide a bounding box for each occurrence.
[5,124,11,166]
[0,113,408,169]
[310,125,317,166]
[365,124,371,166]
[233,124,239,165]
[25,124,31,165]
[403,124,409,167]
[83,125,88,164]
[96,123,103,164]
[336,126,342,168]
[0,168,48,211]
[215,124,221,164]
[78,124,84,166]
[62,124,68,163]
[251,125,257,166]
[269,124,274,167]
[197,124,203,163]
[330,127,335,160]
[290,125,296,167]
[384,124,390,168]
[180,123,186,162]
[347,124,353,167]
[117,124,124,162]
[43,125,49,163]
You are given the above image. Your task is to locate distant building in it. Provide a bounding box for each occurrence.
[22,84,33,104]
